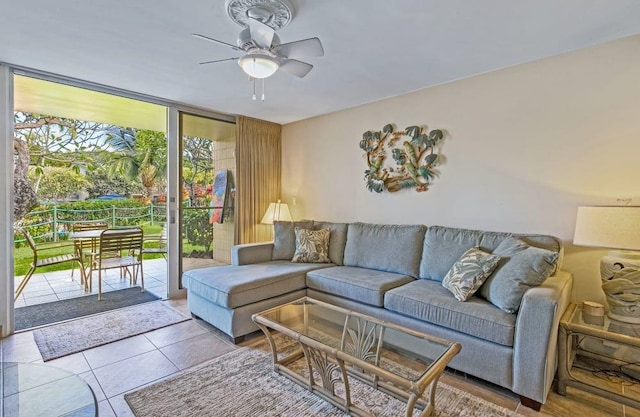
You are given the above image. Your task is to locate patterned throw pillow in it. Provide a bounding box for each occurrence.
[291,227,331,263]
[442,247,502,302]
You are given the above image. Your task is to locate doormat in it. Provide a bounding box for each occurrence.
[16,287,159,330]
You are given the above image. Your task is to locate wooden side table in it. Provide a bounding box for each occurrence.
[557,302,640,409]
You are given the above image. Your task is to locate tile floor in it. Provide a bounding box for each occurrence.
[4,265,640,417]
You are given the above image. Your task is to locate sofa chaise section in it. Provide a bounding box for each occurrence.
[183,260,330,342]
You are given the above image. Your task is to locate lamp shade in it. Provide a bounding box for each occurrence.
[573,206,640,250]
[261,201,292,225]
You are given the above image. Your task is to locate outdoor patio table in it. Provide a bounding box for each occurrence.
[69,229,107,292]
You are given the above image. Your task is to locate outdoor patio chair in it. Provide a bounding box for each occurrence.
[94,227,144,300]
[16,228,84,301]
[141,223,167,260]
[71,221,108,287]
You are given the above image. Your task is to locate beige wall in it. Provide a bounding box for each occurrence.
[281,34,640,303]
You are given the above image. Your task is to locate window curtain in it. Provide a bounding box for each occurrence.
[235,116,282,244]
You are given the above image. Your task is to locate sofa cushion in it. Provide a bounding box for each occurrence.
[419,226,562,281]
[306,266,415,307]
[384,279,516,346]
[183,261,328,309]
[272,220,314,260]
[343,223,426,277]
[479,237,559,313]
[313,221,348,265]
[292,227,331,263]
[442,247,502,301]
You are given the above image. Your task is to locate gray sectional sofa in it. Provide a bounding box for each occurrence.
[183,221,573,409]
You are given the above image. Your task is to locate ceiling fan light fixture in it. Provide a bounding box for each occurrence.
[238,53,279,78]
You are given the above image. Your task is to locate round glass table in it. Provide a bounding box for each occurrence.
[2,362,97,416]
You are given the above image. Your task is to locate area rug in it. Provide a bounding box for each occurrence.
[16,287,159,330]
[125,336,522,417]
[33,301,189,361]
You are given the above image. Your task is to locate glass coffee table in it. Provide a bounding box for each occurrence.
[2,361,97,416]
[252,297,460,417]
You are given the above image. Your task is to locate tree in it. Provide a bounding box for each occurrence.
[13,112,107,222]
[13,138,37,220]
[28,167,92,201]
[85,166,144,198]
[104,127,167,198]
[182,136,214,206]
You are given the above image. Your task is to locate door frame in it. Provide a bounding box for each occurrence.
[0,63,234,335]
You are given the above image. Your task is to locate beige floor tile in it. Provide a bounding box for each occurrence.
[83,334,157,369]
[47,352,91,374]
[144,320,208,349]
[80,370,107,402]
[108,394,136,417]
[93,350,178,398]
[98,400,117,417]
[160,332,236,370]
[1,330,35,347]
[1,337,42,362]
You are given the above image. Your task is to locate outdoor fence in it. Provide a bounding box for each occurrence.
[15,204,168,245]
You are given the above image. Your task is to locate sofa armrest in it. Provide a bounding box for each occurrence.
[512,270,573,404]
[231,242,274,266]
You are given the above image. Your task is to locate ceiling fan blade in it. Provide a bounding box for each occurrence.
[192,33,242,51]
[199,57,239,65]
[279,59,314,78]
[272,37,324,58]
[248,17,275,49]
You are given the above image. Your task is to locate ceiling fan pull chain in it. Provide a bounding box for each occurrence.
[262,78,266,101]
[252,78,257,100]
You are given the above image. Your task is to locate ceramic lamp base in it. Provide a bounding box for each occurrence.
[601,253,640,324]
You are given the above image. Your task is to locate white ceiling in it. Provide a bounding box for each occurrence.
[1,1,640,125]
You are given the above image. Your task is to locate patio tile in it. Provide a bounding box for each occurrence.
[24,294,60,305]
[22,287,55,297]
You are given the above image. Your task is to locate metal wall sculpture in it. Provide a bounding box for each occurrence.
[360,123,444,193]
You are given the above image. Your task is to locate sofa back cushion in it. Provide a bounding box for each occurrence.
[272,220,314,260]
[419,226,563,281]
[343,223,426,277]
[313,221,348,265]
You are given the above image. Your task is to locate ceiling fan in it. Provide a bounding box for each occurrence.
[193,0,324,83]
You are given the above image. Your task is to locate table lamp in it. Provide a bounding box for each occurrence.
[261,200,292,225]
[573,206,640,323]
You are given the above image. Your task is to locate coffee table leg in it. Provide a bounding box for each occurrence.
[255,323,279,367]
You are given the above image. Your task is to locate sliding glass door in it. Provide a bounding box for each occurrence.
[177,113,235,287]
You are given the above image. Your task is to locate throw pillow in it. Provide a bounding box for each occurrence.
[291,227,331,263]
[479,236,559,313]
[272,220,314,260]
[442,247,502,301]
